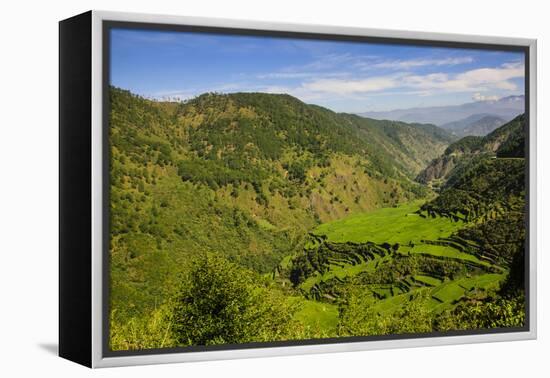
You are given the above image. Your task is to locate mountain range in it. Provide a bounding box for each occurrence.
[108,87,454,320]
[441,114,507,137]
[359,95,524,135]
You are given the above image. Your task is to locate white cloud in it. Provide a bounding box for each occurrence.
[276,53,380,75]
[448,63,523,90]
[291,53,361,71]
[370,56,474,70]
[261,85,293,94]
[256,55,476,85]
[472,93,501,102]
[150,61,524,107]
[299,62,524,96]
[302,76,399,94]
[256,71,349,80]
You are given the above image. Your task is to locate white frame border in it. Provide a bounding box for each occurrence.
[90,10,537,368]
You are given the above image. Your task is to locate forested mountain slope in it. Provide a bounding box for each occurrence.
[285,116,526,337]
[416,114,525,186]
[108,87,453,334]
[108,87,525,350]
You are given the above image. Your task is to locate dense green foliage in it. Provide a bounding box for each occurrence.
[496,126,525,158]
[171,254,301,345]
[436,295,525,330]
[285,115,526,337]
[108,87,526,350]
[421,158,525,222]
[444,135,484,155]
[338,287,433,336]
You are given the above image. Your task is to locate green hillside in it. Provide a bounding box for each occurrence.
[108,87,526,351]
[416,114,525,188]
[285,115,526,336]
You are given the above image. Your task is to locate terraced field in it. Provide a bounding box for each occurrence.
[314,201,463,244]
[287,201,507,333]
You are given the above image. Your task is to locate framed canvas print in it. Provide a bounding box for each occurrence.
[59,10,537,368]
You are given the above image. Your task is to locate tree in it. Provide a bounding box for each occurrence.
[284,162,307,183]
[337,283,433,337]
[499,240,526,298]
[436,296,525,331]
[171,253,300,346]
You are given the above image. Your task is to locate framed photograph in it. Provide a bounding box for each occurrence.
[59,10,537,368]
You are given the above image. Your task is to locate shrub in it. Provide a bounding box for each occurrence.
[171,254,300,346]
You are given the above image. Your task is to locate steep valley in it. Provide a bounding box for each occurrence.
[108,87,526,350]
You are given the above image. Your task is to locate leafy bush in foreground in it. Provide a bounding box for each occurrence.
[171,254,301,346]
[436,295,525,331]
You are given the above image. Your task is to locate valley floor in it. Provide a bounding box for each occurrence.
[283,201,508,336]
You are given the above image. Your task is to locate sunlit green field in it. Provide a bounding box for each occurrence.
[292,298,339,332]
[406,244,490,267]
[313,201,463,244]
[292,201,507,333]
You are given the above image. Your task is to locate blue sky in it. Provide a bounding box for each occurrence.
[110,28,525,112]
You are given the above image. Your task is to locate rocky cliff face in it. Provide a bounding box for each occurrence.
[415,154,458,184]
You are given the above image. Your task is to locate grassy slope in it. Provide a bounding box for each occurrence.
[292,299,339,332]
[314,201,463,244]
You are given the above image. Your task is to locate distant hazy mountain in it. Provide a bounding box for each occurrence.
[359,95,524,126]
[441,114,507,137]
